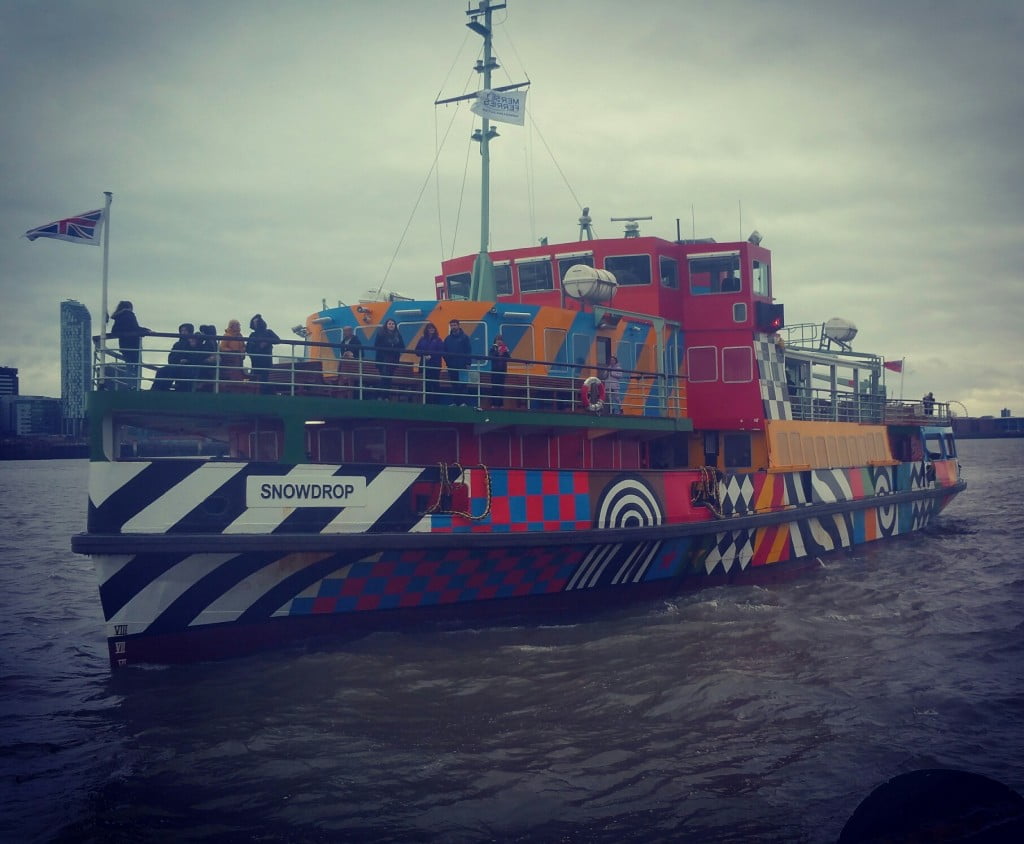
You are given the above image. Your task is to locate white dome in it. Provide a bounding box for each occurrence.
[562,265,618,304]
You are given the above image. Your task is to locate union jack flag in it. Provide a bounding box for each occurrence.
[25,208,105,245]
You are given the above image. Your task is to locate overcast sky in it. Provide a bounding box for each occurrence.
[2,0,1022,417]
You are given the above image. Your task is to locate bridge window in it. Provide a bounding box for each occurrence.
[659,256,679,289]
[753,260,771,296]
[605,254,651,286]
[445,272,470,300]
[517,258,554,292]
[494,262,513,295]
[689,252,741,295]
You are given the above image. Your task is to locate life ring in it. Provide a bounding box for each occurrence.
[582,376,605,412]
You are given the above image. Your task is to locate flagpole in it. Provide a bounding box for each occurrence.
[99,191,112,359]
[899,356,905,400]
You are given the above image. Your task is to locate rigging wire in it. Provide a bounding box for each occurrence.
[377,27,474,296]
[375,103,464,297]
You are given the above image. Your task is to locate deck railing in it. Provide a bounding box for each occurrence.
[93,332,688,419]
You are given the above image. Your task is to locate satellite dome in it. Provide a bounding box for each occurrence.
[823,317,858,344]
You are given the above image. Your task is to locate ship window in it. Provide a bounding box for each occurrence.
[689,252,741,295]
[753,260,771,296]
[924,434,943,460]
[944,434,957,458]
[494,263,513,296]
[407,428,458,464]
[659,256,679,289]
[605,254,651,286]
[110,412,279,460]
[687,346,718,382]
[722,346,752,383]
[312,427,344,462]
[517,259,554,292]
[481,431,512,465]
[446,272,470,301]
[733,302,747,323]
[353,426,386,463]
[723,433,752,468]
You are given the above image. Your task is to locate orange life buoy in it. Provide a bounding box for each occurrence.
[582,376,605,412]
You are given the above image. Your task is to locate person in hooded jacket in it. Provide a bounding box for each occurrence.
[219,319,246,381]
[373,318,405,399]
[414,323,444,403]
[195,324,219,389]
[487,334,511,408]
[246,314,280,394]
[108,300,150,388]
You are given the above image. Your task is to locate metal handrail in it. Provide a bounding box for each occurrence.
[93,332,688,419]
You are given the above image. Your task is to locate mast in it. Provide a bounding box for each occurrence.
[436,1,527,301]
[467,0,502,301]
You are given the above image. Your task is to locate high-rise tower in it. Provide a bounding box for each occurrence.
[60,299,92,437]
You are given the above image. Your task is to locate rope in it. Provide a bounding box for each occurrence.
[691,466,724,519]
[423,462,492,521]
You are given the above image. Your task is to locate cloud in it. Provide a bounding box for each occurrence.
[2,0,1023,417]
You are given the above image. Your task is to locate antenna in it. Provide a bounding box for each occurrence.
[578,207,594,240]
[610,215,653,238]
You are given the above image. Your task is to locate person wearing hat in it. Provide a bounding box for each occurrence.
[246,314,280,394]
[108,300,150,389]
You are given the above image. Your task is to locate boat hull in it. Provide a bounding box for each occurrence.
[79,470,964,667]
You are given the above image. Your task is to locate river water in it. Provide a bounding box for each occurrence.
[1,440,1022,842]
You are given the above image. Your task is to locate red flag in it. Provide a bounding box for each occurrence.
[884,360,903,373]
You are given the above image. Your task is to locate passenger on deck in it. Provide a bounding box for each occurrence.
[487,335,510,409]
[151,323,199,391]
[246,314,280,394]
[108,300,150,389]
[195,324,219,389]
[923,391,935,415]
[414,323,444,404]
[338,325,363,359]
[443,319,473,406]
[373,318,405,400]
[604,356,624,414]
[218,319,246,381]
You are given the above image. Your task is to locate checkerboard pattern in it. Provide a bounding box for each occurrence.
[288,545,584,615]
[755,334,793,420]
[435,469,592,533]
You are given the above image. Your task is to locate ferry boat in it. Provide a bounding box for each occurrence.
[72,1,965,668]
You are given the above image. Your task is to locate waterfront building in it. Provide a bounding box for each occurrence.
[0,395,62,436]
[0,366,18,396]
[60,300,91,437]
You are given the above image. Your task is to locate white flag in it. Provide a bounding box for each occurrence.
[470,89,527,126]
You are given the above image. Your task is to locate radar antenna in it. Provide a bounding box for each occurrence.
[610,215,653,238]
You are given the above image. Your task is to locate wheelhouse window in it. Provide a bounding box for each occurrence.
[689,252,741,295]
[752,260,771,297]
[517,258,554,292]
[446,272,470,301]
[659,256,679,288]
[605,254,651,286]
[494,262,513,296]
